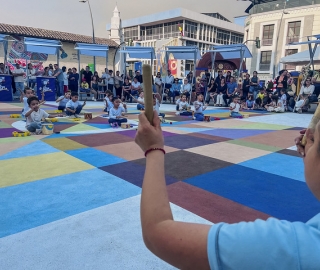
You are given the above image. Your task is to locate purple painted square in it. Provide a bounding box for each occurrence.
[200,129,275,139]
[120,129,177,138]
[164,134,215,149]
[0,128,21,138]
[100,162,177,187]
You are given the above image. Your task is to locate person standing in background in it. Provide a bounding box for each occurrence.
[12,63,25,95]
[53,64,64,96]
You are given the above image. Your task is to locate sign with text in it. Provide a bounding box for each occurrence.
[0,75,13,101]
[37,77,56,101]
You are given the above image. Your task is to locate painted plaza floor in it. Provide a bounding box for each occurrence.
[0,101,320,269]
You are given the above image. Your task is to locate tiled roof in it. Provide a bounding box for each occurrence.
[0,23,118,47]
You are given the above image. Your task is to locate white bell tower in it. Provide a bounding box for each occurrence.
[110,5,121,44]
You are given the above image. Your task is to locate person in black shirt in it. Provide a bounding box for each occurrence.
[215,70,225,87]
[82,66,93,86]
[135,70,143,84]
[205,78,217,104]
[242,74,250,99]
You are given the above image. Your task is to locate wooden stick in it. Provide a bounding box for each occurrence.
[142,64,154,125]
[302,104,320,146]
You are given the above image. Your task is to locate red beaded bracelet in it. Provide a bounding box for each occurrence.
[145,148,166,157]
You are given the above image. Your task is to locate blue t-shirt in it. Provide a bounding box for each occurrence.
[66,100,81,108]
[207,214,320,269]
[227,82,237,94]
[58,96,70,107]
[246,100,254,108]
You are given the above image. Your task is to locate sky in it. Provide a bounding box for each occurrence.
[1,0,250,39]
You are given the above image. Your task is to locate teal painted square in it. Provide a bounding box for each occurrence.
[239,153,305,182]
[66,148,126,167]
[0,141,60,160]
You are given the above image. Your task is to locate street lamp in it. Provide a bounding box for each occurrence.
[272,1,289,78]
[79,0,96,71]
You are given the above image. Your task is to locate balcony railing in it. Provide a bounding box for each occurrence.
[259,63,271,71]
[262,38,273,46]
[287,36,300,44]
[250,0,319,15]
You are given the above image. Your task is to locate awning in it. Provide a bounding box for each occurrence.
[208,44,252,59]
[280,47,320,65]
[119,46,155,60]
[165,46,201,60]
[0,34,9,63]
[0,34,9,42]
[24,37,62,55]
[74,43,109,57]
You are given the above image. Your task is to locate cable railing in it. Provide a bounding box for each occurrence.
[250,0,319,14]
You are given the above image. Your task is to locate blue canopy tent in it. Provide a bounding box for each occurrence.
[74,43,109,94]
[163,46,201,102]
[119,46,156,75]
[24,37,62,86]
[207,44,252,77]
[285,35,320,70]
[0,34,9,66]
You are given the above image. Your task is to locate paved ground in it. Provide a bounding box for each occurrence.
[0,101,319,270]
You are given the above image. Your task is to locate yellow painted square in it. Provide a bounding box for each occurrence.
[42,137,87,151]
[0,152,94,188]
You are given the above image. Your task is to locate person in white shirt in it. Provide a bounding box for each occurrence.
[65,92,86,118]
[176,94,192,116]
[20,87,35,117]
[180,78,192,101]
[131,77,141,97]
[229,96,243,118]
[0,63,9,74]
[154,72,163,96]
[12,63,25,94]
[62,66,68,93]
[27,63,36,88]
[164,70,174,90]
[106,70,115,93]
[193,94,207,121]
[132,91,145,110]
[109,97,128,126]
[274,98,285,113]
[299,78,315,109]
[153,93,165,122]
[25,96,62,134]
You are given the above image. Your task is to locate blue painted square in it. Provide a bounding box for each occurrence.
[239,153,305,182]
[86,123,113,129]
[0,168,141,238]
[0,140,60,160]
[200,128,275,139]
[66,148,126,167]
[184,165,320,222]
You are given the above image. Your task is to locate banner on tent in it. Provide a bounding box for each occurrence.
[134,62,142,73]
[37,77,55,101]
[0,75,13,101]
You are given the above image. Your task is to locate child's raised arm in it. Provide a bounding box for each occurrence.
[19,90,24,102]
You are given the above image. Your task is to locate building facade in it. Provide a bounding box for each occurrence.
[107,8,244,77]
[0,23,117,75]
[245,0,320,81]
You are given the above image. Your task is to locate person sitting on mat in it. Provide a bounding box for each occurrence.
[176,94,192,116]
[132,91,145,111]
[56,90,71,113]
[229,95,243,118]
[25,96,62,135]
[65,92,86,118]
[103,91,114,114]
[20,87,44,117]
[109,97,128,126]
[153,93,165,122]
[193,93,207,121]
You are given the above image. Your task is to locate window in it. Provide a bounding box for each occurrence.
[185,21,198,39]
[230,32,243,44]
[285,49,298,70]
[144,24,163,40]
[163,21,182,39]
[124,26,139,42]
[216,29,230,45]
[287,21,301,43]
[259,51,272,71]
[262,24,274,46]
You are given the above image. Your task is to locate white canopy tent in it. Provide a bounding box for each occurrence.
[119,46,155,74]
[23,37,62,85]
[282,36,320,67]
[74,43,109,89]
